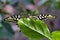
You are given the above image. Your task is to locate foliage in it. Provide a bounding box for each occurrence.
[18,18,51,40]
[52,31,60,40]
[18,18,60,40]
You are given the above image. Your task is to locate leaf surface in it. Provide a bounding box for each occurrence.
[18,18,51,40]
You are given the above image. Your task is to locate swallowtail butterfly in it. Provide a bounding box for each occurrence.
[3,14,56,23]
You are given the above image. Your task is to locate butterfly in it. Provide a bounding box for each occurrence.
[3,14,56,23]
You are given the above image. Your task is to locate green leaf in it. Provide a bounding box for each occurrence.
[18,18,51,40]
[52,31,60,40]
[29,38,40,40]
